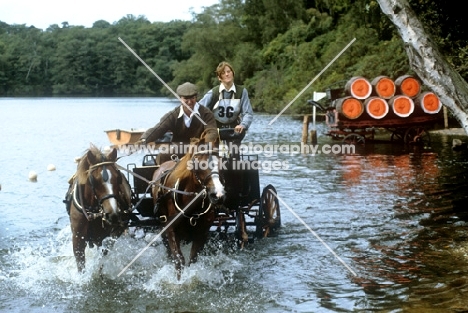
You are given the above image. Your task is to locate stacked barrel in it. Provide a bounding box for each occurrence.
[333,75,442,120]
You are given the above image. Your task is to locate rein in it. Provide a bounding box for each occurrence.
[115,163,197,196]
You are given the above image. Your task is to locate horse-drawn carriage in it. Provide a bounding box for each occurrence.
[66,129,280,278]
[126,129,281,243]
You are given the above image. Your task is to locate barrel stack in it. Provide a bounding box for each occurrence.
[333,75,442,121]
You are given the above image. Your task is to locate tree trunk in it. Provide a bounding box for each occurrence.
[377,0,468,134]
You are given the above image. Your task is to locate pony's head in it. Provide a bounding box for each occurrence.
[76,144,131,227]
[183,130,225,204]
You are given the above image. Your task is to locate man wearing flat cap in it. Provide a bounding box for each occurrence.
[138,82,218,145]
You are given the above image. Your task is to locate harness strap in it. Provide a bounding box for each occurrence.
[172,179,212,226]
[88,161,117,171]
[72,179,96,221]
[115,163,197,196]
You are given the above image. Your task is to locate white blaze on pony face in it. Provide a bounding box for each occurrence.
[211,155,225,198]
[102,168,119,215]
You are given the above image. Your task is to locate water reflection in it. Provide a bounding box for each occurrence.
[257,117,468,310]
[332,136,468,310]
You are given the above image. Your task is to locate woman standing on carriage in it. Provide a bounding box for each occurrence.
[199,62,254,212]
[199,61,254,146]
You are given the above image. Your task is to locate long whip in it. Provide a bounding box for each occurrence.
[118,37,206,126]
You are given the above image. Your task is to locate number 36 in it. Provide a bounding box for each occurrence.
[218,106,234,118]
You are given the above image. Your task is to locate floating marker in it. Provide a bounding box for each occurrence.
[47,164,56,171]
[103,146,112,154]
[29,171,38,182]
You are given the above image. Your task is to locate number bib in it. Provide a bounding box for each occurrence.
[213,99,241,124]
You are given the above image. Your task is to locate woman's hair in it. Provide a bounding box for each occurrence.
[216,61,235,78]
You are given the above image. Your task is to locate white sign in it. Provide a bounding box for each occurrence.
[313,91,327,101]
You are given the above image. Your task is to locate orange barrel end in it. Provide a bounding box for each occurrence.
[389,95,414,117]
[364,97,389,119]
[395,75,421,98]
[416,91,442,114]
[335,97,364,119]
[345,76,372,99]
[371,76,395,99]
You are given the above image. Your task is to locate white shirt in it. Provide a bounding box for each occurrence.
[178,102,200,127]
[219,84,236,94]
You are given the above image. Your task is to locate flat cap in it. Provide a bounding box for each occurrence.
[176,82,198,97]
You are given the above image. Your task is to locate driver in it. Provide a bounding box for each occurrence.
[139,82,218,146]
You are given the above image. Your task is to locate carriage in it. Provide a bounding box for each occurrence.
[124,129,281,245]
[66,128,280,278]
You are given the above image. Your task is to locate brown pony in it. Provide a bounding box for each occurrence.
[65,144,132,272]
[152,132,225,279]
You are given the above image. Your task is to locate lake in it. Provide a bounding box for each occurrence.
[1,97,468,312]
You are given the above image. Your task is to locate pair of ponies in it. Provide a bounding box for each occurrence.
[66,132,224,279]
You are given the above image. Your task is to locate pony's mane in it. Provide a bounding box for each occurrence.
[76,144,105,184]
[170,137,200,180]
[170,129,219,181]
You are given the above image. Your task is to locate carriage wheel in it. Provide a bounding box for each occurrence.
[342,133,365,145]
[255,185,281,238]
[404,126,431,146]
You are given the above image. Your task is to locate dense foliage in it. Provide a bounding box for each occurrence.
[0,0,465,114]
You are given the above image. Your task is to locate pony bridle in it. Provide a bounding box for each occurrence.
[74,161,129,226]
[171,150,225,226]
[191,150,222,187]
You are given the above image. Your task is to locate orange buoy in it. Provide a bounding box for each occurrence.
[371,76,395,99]
[395,75,421,98]
[364,97,389,119]
[345,76,372,99]
[389,95,414,117]
[335,97,364,119]
[416,91,442,114]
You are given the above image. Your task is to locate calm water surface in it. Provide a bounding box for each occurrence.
[1,97,468,312]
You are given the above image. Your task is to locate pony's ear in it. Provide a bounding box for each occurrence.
[108,148,117,161]
[87,149,97,165]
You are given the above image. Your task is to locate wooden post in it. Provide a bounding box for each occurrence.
[443,105,448,128]
[310,130,317,144]
[310,106,317,144]
[302,115,310,143]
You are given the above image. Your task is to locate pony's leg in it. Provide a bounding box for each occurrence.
[165,229,185,280]
[70,207,88,272]
[189,212,215,265]
[72,234,86,272]
[188,228,211,265]
[188,240,205,265]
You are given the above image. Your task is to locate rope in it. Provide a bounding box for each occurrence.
[114,163,197,196]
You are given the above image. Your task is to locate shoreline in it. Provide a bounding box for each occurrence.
[429,128,467,136]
